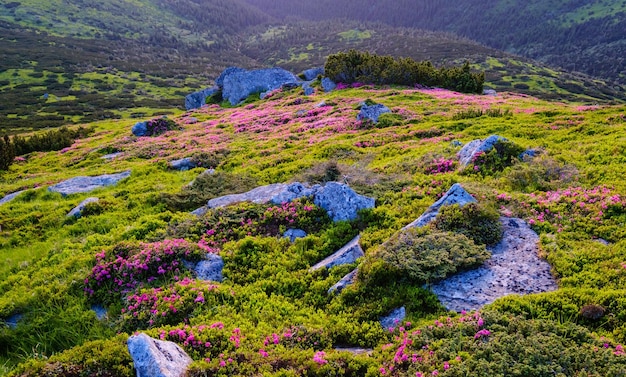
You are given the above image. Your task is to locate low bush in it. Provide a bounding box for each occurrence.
[503,154,578,192]
[359,228,490,287]
[463,139,525,176]
[432,203,503,246]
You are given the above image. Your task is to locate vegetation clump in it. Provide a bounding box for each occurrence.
[464,139,526,176]
[325,50,485,93]
[432,203,503,246]
[359,228,491,287]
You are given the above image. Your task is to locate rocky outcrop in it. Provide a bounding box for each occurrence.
[193,254,224,282]
[132,121,148,137]
[302,67,324,81]
[457,135,507,167]
[380,307,406,330]
[185,87,218,110]
[429,217,557,312]
[321,78,336,92]
[170,158,197,171]
[221,68,300,105]
[328,268,359,294]
[67,197,99,218]
[404,183,476,229]
[0,190,26,206]
[357,103,391,123]
[49,171,131,196]
[302,82,315,96]
[313,182,375,222]
[310,235,364,271]
[205,182,374,222]
[127,333,193,377]
[215,67,246,87]
[283,229,307,242]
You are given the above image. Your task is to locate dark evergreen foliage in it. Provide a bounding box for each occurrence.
[325,50,484,93]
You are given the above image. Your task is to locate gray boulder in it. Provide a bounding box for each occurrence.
[0,190,26,206]
[483,89,497,96]
[328,268,359,294]
[313,182,375,222]
[310,235,364,271]
[194,253,224,282]
[206,181,374,223]
[357,103,391,123]
[302,67,324,81]
[170,158,197,171]
[520,149,539,160]
[457,135,507,167]
[404,183,476,229]
[127,333,193,377]
[67,197,99,218]
[185,87,219,110]
[222,68,300,105]
[190,206,208,217]
[132,121,148,137]
[216,67,247,88]
[91,305,108,320]
[321,77,336,92]
[48,171,131,196]
[302,82,315,96]
[101,152,123,160]
[380,307,406,330]
[283,229,307,242]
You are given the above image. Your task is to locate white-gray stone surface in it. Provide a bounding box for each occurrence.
[222,68,300,105]
[48,171,131,196]
[380,307,406,330]
[0,190,26,206]
[430,217,557,312]
[283,229,307,242]
[127,333,192,377]
[457,135,507,167]
[328,268,359,294]
[310,236,364,271]
[356,103,391,123]
[194,253,224,282]
[67,197,99,218]
[404,183,476,229]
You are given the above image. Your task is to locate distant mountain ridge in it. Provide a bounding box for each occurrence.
[243,0,626,85]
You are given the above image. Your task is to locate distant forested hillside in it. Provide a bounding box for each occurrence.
[243,0,626,85]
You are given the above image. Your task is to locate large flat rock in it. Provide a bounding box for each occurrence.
[48,171,131,196]
[430,217,557,312]
[127,333,192,377]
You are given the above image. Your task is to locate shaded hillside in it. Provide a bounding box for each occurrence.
[243,0,626,85]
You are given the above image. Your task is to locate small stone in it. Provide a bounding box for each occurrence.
[310,236,364,271]
[283,229,307,242]
[0,190,26,206]
[483,89,497,96]
[193,254,224,282]
[169,158,197,171]
[132,121,148,137]
[380,307,406,330]
[328,268,359,294]
[357,103,391,123]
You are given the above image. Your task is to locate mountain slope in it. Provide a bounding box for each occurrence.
[243,0,626,85]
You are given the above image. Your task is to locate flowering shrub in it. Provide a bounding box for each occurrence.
[84,239,205,303]
[145,117,177,136]
[464,139,525,176]
[262,325,331,351]
[156,322,240,360]
[118,278,231,331]
[198,198,330,250]
[522,185,626,237]
[423,157,457,175]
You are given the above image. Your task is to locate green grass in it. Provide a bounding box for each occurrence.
[1,85,626,375]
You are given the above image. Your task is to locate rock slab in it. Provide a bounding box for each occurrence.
[170,158,197,171]
[221,68,300,105]
[404,183,476,228]
[194,253,224,282]
[328,268,359,294]
[310,235,364,271]
[430,217,557,312]
[48,171,131,196]
[321,78,336,92]
[127,333,193,377]
[283,229,307,242]
[0,190,26,206]
[380,307,406,330]
[185,87,218,110]
[206,182,374,222]
[67,197,99,218]
[357,103,391,123]
[457,135,507,167]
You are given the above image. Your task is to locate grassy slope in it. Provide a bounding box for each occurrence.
[1,84,626,375]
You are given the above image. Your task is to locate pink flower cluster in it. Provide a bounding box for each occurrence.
[424,157,457,175]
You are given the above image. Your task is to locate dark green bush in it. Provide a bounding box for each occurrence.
[504,154,578,192]
[375,113,404,128]
[432,203,503,246]
[359,228,490,287]
[325,50,484,93]
[464,139,526,176]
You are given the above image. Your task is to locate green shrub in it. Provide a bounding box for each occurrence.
[325,50,484,93]
[359,228,490,287]
[503,154,578,192]
[375,113,403,128]
[463,139,526,176]
[432,203,503,246]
